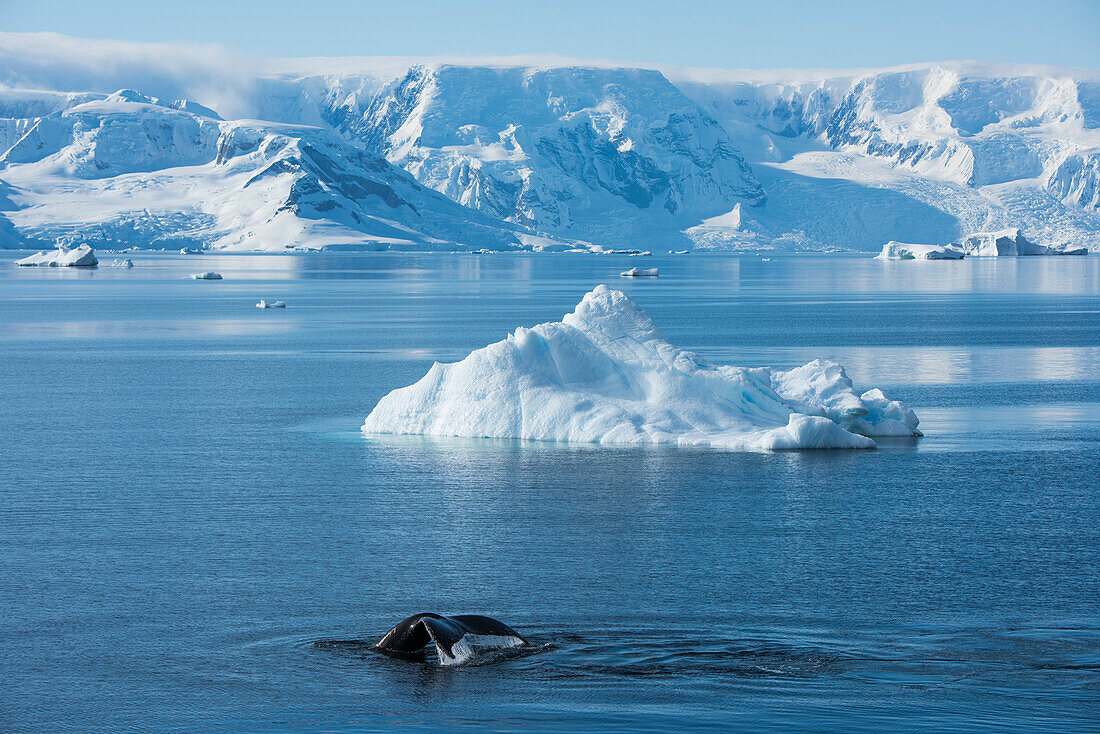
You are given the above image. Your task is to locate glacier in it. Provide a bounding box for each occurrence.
[362,285,921,450]
[1,34,1099,253]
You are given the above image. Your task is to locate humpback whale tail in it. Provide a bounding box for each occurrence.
[375,613,529,665]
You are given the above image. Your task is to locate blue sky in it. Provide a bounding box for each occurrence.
[2,0,1098,68]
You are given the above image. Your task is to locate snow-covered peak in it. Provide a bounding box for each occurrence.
[101,89,223,119]
[317,63,764,247]
[0,94,542,251]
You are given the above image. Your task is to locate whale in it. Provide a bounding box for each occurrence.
[374,613,529,665]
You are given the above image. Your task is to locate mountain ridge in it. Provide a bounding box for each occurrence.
[1,33,1097,252]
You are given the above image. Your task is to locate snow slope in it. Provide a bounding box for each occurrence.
[0,91,538,251]
[674,62,1100,251]
[318,65,763,249]
[363,285,921,450]
[0,34,1098,252]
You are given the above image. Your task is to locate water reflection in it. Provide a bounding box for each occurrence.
[702,346,1100,385]
[3,250,1097,294]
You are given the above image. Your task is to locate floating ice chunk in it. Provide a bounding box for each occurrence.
[256,300,286,308]
[180,248,203,255]
[628,250,652,256]
[772,359,921,437]
[111,258,134,268]
[951,228,1049,256]
[190,271,222,280]
[854,388,923,437]
[875,242,965,260]
[620,267,659,277]
[362,285,919,451]
[15,245,98,267]
[668,250,690,254]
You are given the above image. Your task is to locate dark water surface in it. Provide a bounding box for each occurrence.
[1,252,1098,732]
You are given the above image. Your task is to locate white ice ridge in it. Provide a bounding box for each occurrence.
[362,285,921,450]
[876,242,965,260]
[951,229,1088,257]
[15,245,98,267]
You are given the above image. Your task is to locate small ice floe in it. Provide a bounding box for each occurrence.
[761,257,773,262]
[256,300,286,308]
[620,267,659,277]
[668,249,690,255]
[180,247,203,255]
[628,250,652,256]
[875,242,965,260]
[16,245,98,267]
[112,258,134,268]
[190,271,222,280]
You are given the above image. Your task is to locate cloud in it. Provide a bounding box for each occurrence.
[0,32,261,118]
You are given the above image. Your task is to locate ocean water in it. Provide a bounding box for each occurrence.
[1,251,1097,733]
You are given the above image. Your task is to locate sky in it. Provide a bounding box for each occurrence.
[1,0,1098,69]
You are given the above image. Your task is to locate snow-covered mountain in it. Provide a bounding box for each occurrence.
[1,33,1098,252]
[319,65,764,247]
[0,89,535,251]
[673,63,1100,250]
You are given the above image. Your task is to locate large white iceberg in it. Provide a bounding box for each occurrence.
[15,245,98,267]
[951,229,1087,256]
[362,285,921,450]
[875,242,964,260]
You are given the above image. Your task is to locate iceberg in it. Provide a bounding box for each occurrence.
[15,245,98,267]
[256,300,286,308]
[111,258,134,268]
[875,242,965,260]
[951,229,1086,256]
[190,271,222,280]
[620,267,659,277]
[362,285,920,450]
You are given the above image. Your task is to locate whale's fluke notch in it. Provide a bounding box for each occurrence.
[374,613,529,665]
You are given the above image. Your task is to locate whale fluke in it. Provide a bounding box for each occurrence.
[374,613,528,665]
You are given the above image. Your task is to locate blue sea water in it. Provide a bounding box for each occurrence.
[1,251,1098,732]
